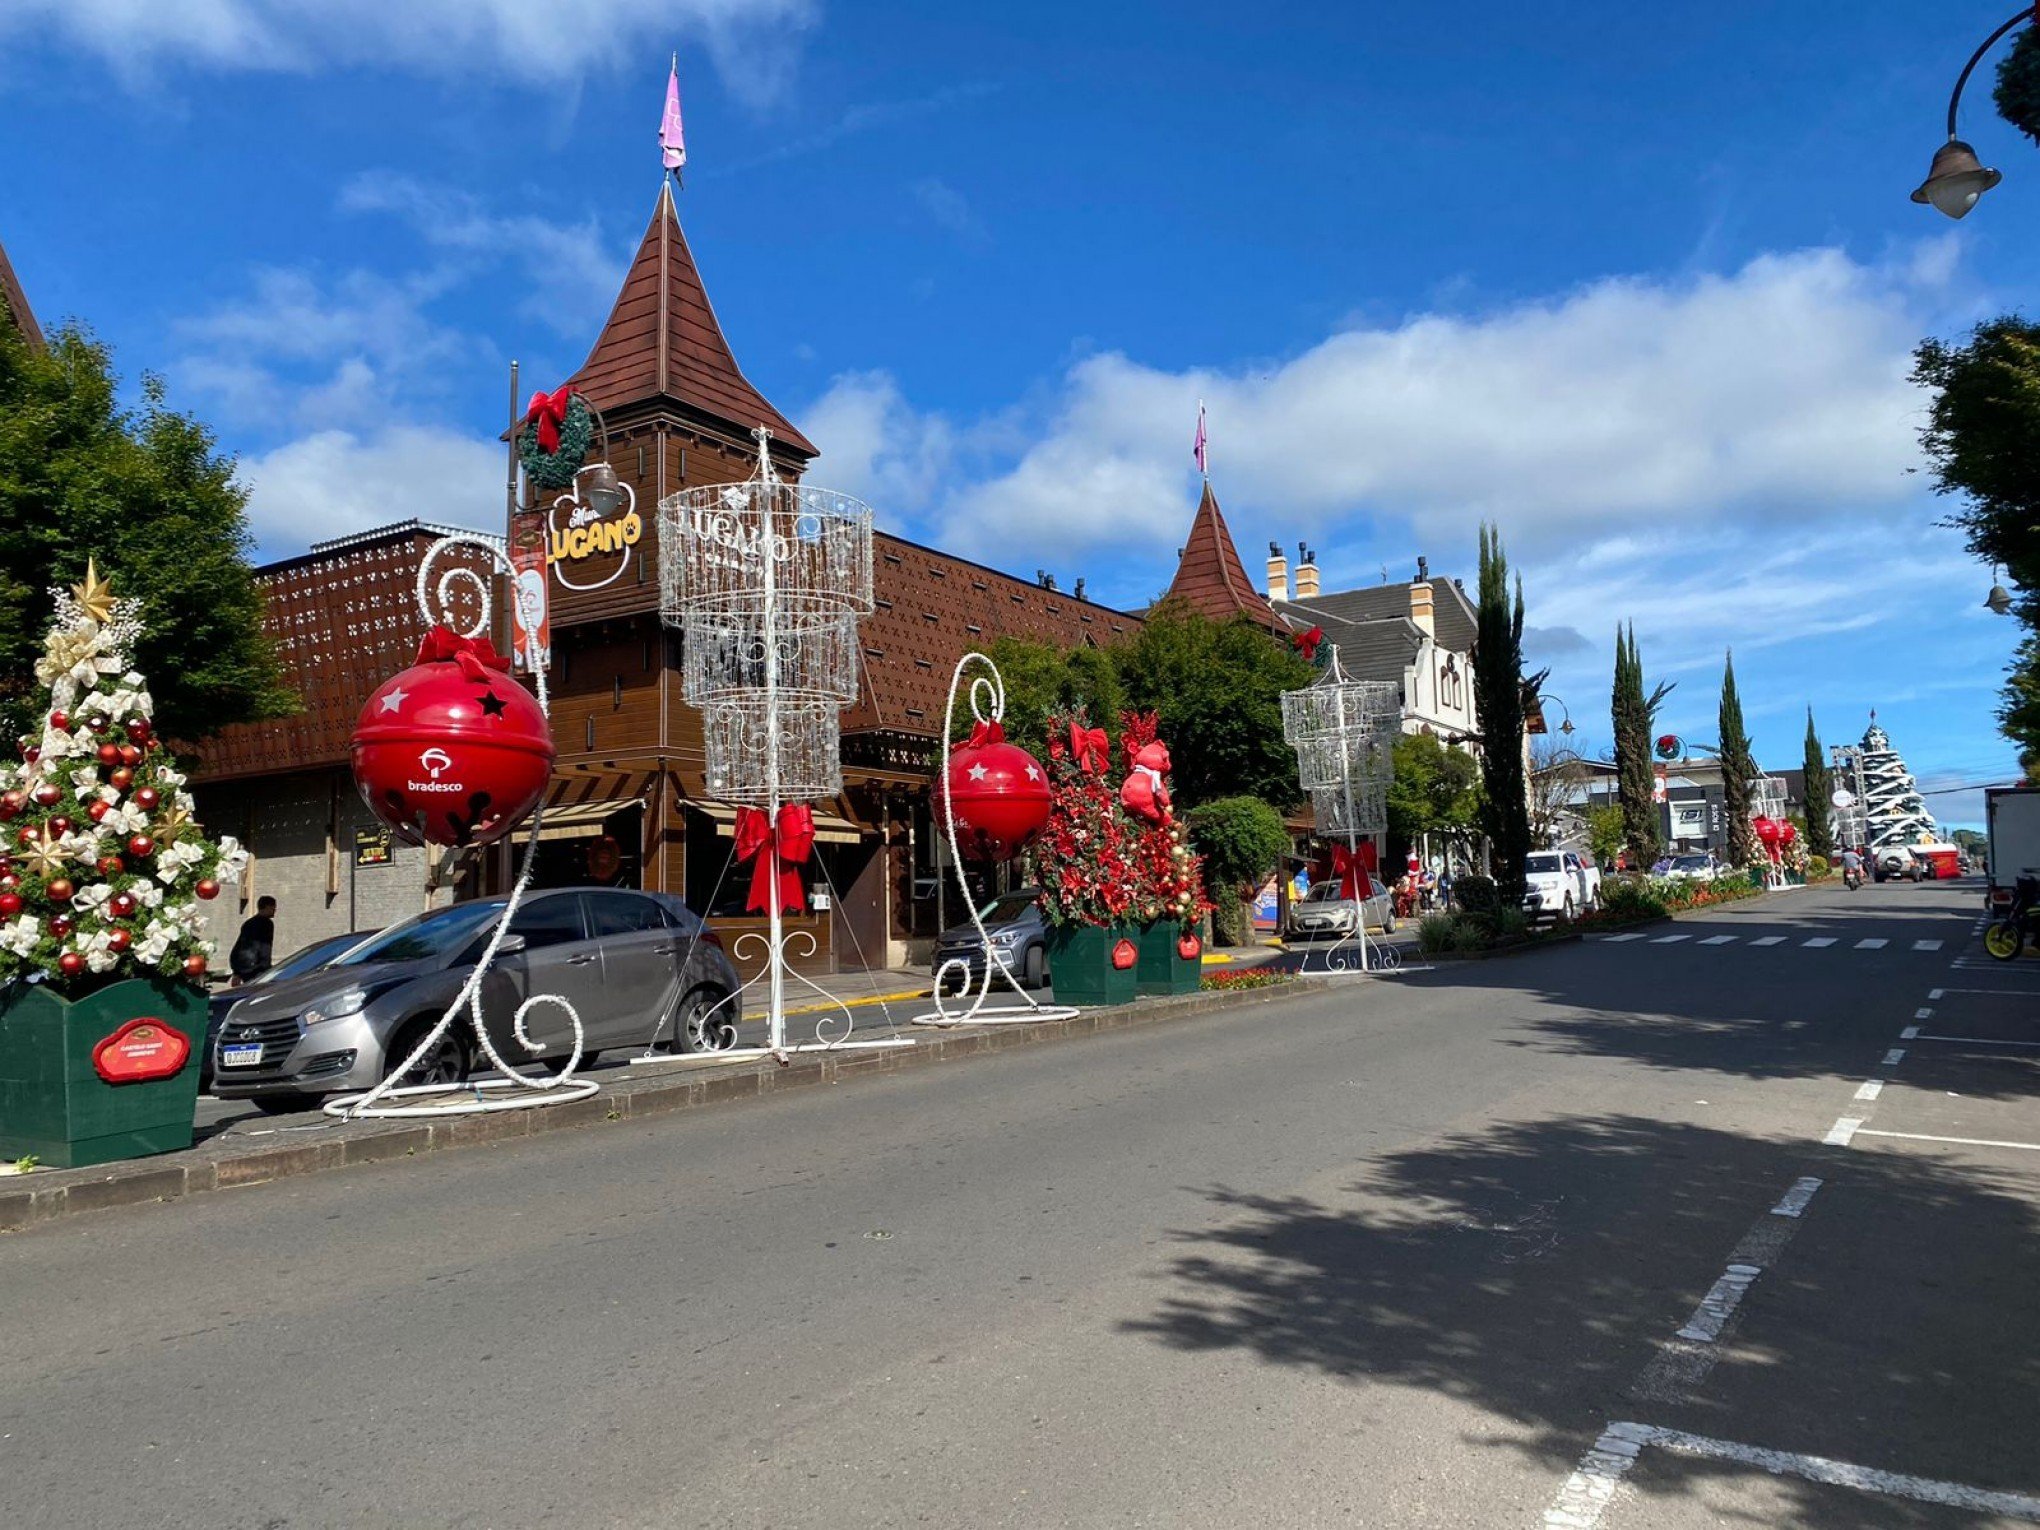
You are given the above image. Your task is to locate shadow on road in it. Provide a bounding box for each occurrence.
[1121,1112,2040,1526]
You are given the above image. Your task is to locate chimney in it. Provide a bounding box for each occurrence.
[1266,541,1289,602]
[1409,557,1435,639]
[1294,544,1320,600]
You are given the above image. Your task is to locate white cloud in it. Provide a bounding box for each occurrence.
[3,0,816,102]
[912,178,989,249]
[238,427,504,552]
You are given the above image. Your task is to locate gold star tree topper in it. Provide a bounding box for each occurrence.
[71,559,119,625]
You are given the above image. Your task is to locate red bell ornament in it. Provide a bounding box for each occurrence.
[1754,816,1782,848]
[351,626,555,848]
[937,720,1051,863]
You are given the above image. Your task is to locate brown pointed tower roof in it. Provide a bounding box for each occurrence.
[1161,480,1284,630]
[0,233,43,351]
[568,181,815,457]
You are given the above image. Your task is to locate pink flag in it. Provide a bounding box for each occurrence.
[1192,401,1208,476]
[660,57,687,175]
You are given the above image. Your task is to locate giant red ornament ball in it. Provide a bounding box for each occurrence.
[1753,816,1782,848]
[351,625,555,848]
[937,721,1052,863]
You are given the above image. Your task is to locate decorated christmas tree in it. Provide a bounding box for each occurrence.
[1030,710,1140,928]
[0,563,244,990]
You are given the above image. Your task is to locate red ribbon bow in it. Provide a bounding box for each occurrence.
[954,719,1006,752]
[734,804,815,916]
[1069,722,1110,774]
[524,386,574,454]
[1294,625,1325,662]
[1330,843,1374,901]
[417,625,512,685]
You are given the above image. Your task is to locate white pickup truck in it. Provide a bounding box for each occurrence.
[1523,849,1601,921]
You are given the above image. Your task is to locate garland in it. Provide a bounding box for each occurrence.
[517,391,596,491]
[1998,22,2040,146]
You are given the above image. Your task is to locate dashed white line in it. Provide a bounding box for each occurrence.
[1856,937,1888,950]
[1769,1176,1823,1217]
[1596,932,1648,943]
[1823,1116,1864,1146]
[1854,1129,2040,1153]
[1914,940,1944,952]
[1749,935,1787,946]
[1644,1427,2040,1520]
[1854,1080,1885,1102]
[1650,933,1691,944]
[1914,1033,2040,1049]
[1804,937,1837,948]
[1914,1007,1934,1020]
[1545,1421,1651,1527]
[1699,935,1737,945]
[1675,1264,1761,1342]
[1900,1025,1921,1039]
[1882,1047,1907,1067]
[1929,987,1945,999]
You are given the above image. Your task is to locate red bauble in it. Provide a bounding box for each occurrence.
[0,892,19,917]
[182,954,208,979]
[0,790,20,820]
[118,745,142,766]
[126,834,155,859]
[86,800,111,823]
[938,732,1052,863]
[109,767,134,791]
[58,952,85,978]
[96,856,123,877]
[126,716,150,741]
[46,877,74,903]
[85,715,107,733]
[31,782,61,808]
[195,878,220,900]
[21,746,39,765]
[1780,822,1797,845]
[48,914,72,938]
[350,626,556,848]
[1753,816,1782,848]
[1177,933,1202,961]
[97,744,121,767]
[134,786,160,810]
[109,891,137,919]
[48,710,69,732]
[106,927,131,953]
[48,816,71,836]
[0,873,18,892]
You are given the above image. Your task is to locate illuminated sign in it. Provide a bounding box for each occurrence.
[549,494,643,592]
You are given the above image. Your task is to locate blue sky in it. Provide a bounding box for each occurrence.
[5,0,2033,825]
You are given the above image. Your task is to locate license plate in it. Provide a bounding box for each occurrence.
[220,1043,263,1068]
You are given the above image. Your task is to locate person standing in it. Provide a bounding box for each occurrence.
[230,896,278,985]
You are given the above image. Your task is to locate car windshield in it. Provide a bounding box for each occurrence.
[1672,856,1711,870]
[250,933,368,987]
[976,892,1038,925]
[1526,854,1561,873]
[333,901,505,967]
[1302,882,1350,903]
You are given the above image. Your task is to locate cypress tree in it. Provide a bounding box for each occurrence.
[1717,651,1761,867]
[1802,708,1835,860]
[1474,526,1532,905]
[1610,623,1671,867]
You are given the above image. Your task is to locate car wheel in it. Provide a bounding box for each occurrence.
[1381,911,1397,936]
[251,1092,324,1116]
[672,986,735,1054]
[1022,944,1045,989]
[383,1020,468,1088]
[1562,895,1576,922]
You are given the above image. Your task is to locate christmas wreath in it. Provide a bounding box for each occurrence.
[518,386,596,491]
[1997,22,2040,147]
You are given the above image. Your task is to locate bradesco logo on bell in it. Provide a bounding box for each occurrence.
[408,747,464,794]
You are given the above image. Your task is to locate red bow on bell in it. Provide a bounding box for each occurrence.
[1069,722,1110,774]
[954,719,1005,752]
[734,804,815,916]
[417,625,512,685]
[1294,626,1325,662]
[524,386,574,454]
[1330,843,1373,900]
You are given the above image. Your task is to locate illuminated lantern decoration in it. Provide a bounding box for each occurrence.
[350,626,555,848]
[938,720,1051,863]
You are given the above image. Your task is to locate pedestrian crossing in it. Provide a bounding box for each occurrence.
[1594,931,1954,952]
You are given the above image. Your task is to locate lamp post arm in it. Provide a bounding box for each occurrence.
[1946,5,2037,138]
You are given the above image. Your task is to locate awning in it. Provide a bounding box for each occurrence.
[535,800,642,842]
[688,800,867,846]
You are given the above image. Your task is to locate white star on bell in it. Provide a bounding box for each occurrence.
[1025,764,1040,780]
[380,686,409,714]
[967,763,989,782]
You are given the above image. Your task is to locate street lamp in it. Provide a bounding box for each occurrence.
[1911,6,2033,218]
[1986,567,2016,614]
[1537,693,1576,737]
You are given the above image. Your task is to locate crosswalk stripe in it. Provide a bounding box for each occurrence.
[1699,935,1737,945]
[1803,937,1836,948]
[1749,936,1787,947]
[1651,933,1691,944]
[1913,940,1943,951]
[1856,938,1887,950]
[1596,932,1648,943]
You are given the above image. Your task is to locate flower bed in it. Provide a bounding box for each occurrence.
[1200,968,1298,992]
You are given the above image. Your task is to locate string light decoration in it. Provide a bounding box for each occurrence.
[657,429,912,1061]
[1281,647,1401,974]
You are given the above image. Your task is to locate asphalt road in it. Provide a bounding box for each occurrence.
[6,879,2036,1528]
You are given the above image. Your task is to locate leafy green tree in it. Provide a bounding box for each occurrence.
[1610,623,1673,867]
[1387,730,1484,868]
[1801,708,1835,860]
[1184,795,1291,946]
[1473,526,1532,905]
[1913,319,2040,762]
[1586,803,1627,868]
[974,636,1123,757]
[0,322,291,744]
[1116,601,1313,810]
[1717,652,1760,868]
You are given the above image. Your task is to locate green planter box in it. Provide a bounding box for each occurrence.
[1135,923,1202,997]
[1045,924,1138,1008]
[0,978,206,1168]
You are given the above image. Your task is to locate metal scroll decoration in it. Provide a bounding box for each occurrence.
[1281,647,1401,975]
[912,653,1079,1028]
[654,429,913,1061]
[326,534,599,1119]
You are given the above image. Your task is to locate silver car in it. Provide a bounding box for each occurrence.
[1283,879,1398,941]
[211,887,742,1113]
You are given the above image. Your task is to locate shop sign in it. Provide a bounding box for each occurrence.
[510,508,551,671]
[549,499,643,591]
[92,1017,192,1085]
[354,827,394,867]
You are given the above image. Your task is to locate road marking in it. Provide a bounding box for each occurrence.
[1595,932,1648,943]
[1882,1047,1906,1067]
[1804,937,1837,948]
[1914,1007,1933,1020]
[1854,1129,2040,1153]
[1929,987,1945,998]
[1900,1025,1921,1039]
[1914,939,1944,951]
[1650,933,1691,944]
[1645,1427,2040,1520]
[1748,935,1787,946]
[1915,1033,2040,1049]
[1823,1116,1864,1146]
[1545,1421,1651,1527]
[1699,934,1737,945]
[1769,1176,1823,1217]
[1854,1080,1884,1102]
[1675,1264,1761,1342]
[1856,937,1888,949]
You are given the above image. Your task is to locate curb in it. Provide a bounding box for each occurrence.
[0,979,1330,1233]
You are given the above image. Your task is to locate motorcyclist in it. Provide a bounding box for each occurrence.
[1840,846,1863,890]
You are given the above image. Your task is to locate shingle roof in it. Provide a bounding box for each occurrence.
[567,181,815,456]
[1161,480,1283,630]
[0,234,43,351]
[1281,610,1424,686]
[1281,578,1478,654]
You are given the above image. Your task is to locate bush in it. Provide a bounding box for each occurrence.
[1417,912,1459,954]
[1807,854,1830,880]
[1494,907,1531,941]
[1594,878,1669,923]
[1451,917,1489,953]
[1454,875,1499,916]
[1186,796,1291,948]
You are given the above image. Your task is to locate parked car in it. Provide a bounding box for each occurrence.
[203,930,372,1090]
[1523,850,1600,921]
[1658,853,1721,883]
[210,887,741,1112]
[1284,878,1397,941]
[932,888,1049,990]
[1875,849,1927,883]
